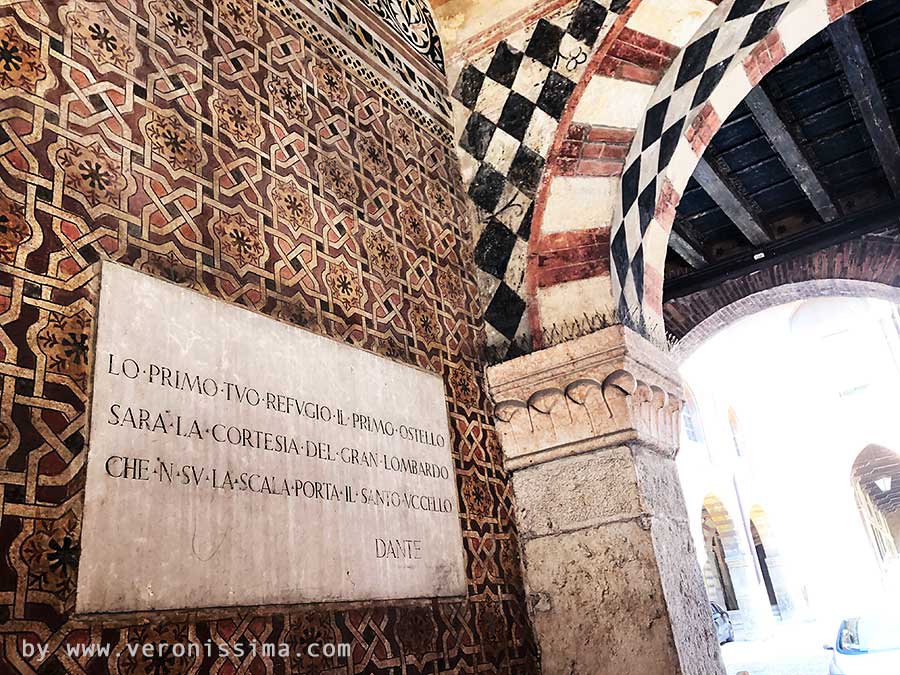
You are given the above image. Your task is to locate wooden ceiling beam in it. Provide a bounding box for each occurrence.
[668,226,709,269]
[664,199,900,301]
[693,157,772,246]
[829,15,900,197]
[745,86,840,222]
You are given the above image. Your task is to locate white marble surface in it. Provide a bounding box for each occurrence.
[77,262,466,614]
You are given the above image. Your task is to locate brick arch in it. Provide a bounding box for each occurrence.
[670,277,900,361]
[527,0,873,347]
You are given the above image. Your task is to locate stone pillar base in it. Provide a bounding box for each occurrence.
[726,557,776,639]
[488,326,725,675]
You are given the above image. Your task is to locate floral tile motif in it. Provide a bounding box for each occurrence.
[438,266,467,310]
[217,0,261,41]
[449,366,481,411]
[139,250,197,287]
[410,299,442,346]
[425,180,455,222]
[286,611,338,671]
[326,259,363,310]
[397,201,432,249]
[358,134,389,178]
[213,91,262,144]
[271,177,315,235]
[150,0,206,51]
[54,142,130,209]
[62,0,139,71]
[390,110,420,157]
[0,23,48,93]
[266,72,310,125]
[0,194,32,263]
[395,605,437,654]
[317,155,359,204]
[14,510,81,611]
[462,474,493,520]
[312,57,349,106]
[212,210,267,271]
[363,226,401,277]
[36,311,92,387]
[144,111,205,173]
[116,623,202,673]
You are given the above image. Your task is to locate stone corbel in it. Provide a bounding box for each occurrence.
[493,399,530,458]
[487,326,684,469]
[564,378,605,435]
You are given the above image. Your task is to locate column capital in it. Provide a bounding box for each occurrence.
[487,325,684,469]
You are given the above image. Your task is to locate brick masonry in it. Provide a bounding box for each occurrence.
[743,30,788,86]
[596,25,680,85]
[557,123,634,177]
[447,0,626,354]
[534,228,611,286]
[441,0,886,359]
[827,0,869,21]
[666,234,900,354]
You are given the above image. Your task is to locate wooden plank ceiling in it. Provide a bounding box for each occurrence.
[665,0,900,300]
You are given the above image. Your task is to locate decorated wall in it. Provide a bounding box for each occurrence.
[0,0,538,671]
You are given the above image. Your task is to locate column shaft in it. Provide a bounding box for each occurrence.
[488,326,726,675]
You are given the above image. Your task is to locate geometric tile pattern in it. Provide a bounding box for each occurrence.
[0,0,538,672]
[449,0,618,356]
[612,0,794,334]
[271,0,453,133]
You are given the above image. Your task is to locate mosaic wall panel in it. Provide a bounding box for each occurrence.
[448,0,626,359]
[0,0,538,671]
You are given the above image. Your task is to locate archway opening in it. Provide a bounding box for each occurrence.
[749,512,779,610]
[702,496,741,612]
[851,444,900,567]
[678,293,900,673]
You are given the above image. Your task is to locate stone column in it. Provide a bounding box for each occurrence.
[765,554,799,618]
[487,326,725,675]
[722,552,775,638]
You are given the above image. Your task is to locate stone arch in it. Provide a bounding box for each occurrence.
[701,494,742,611]
[748,505,789,613]
[671,278,900,361]
[749,505,777,557]
[527,0,877,346]
[851,443,900,565]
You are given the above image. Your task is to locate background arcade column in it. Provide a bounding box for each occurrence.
[487,326,725,675]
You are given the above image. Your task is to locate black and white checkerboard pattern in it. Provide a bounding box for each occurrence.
[611,0,790,333]
[450,0,623,355]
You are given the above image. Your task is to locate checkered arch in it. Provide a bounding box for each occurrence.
[448,0,624,355]
[610,0,872,340]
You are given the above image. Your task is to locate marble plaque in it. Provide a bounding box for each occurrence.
[76,263,466,614]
